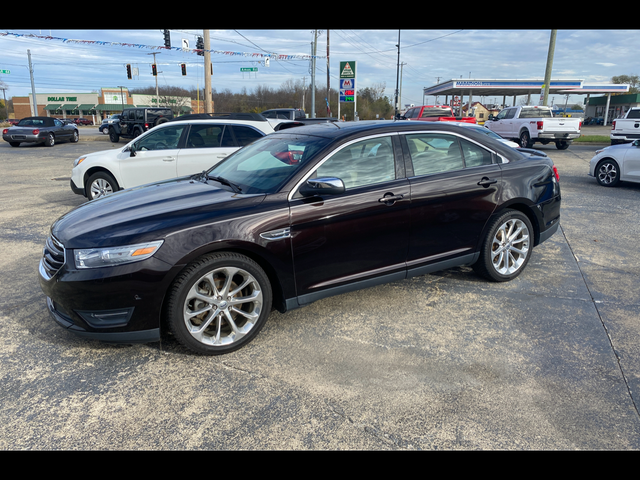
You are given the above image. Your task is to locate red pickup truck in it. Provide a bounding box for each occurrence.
[402,105,477,124]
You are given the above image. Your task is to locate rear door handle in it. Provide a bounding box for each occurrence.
[477,177,497,187]
[378,193,404,205]
[163,157,175,162]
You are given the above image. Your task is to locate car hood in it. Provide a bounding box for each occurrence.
[51,177,266,249]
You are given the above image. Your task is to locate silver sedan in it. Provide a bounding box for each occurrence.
[589,139,640,187]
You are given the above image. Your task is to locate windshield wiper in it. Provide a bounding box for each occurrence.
[207,174,242,193]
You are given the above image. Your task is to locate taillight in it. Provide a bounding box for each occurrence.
[32,129,40,135]
[2,129,7,135]
[144,123,149,130]
[553,165,559,181]
[612,120,616,130]
[579,121,582,131]
[537,121,544,130]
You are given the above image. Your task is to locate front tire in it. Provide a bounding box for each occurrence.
[474,210,533,282]
[86,171,119,200]
[595,158,620,187]
[165,252,272,355]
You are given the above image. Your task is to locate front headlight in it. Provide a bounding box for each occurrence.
[73,156,87,168]
[74,240,164,269]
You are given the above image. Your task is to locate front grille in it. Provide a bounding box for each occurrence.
[41,235,65,279]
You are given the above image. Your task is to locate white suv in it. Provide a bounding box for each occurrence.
[71,114,283,200]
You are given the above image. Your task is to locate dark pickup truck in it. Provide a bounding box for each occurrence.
[261,108,338,124]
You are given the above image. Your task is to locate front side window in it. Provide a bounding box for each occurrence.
[315,136,395,189]
[134,125,186,151]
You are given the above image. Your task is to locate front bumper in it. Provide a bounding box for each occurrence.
[38,240,182,345]
[70,178,85,196]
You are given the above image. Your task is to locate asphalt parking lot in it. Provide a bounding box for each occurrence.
[1,126,639,449]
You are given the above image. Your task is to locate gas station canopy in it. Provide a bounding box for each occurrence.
[423,79,630,98]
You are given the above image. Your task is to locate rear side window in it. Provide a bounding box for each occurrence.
[406,133,465,176]
[186,124,225,148]
[232,126,265,146]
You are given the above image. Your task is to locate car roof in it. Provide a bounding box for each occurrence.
[270,120,522,159]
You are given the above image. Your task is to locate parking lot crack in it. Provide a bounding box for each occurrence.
[560,224,640,418]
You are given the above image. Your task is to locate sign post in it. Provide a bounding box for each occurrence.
[339,61,357,121]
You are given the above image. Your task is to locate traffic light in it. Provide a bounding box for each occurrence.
[181,63,187,76]
[126,64,132,79]
[163,30,171,48]
[152,64,157,76]
[196,36,204,56]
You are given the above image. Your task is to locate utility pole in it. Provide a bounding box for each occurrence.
[27,49,37,116]
[204,30,212,113]
[326,30,330,117]
[394,30,401,119]
[311,30,317,118]
[542,29,557,107]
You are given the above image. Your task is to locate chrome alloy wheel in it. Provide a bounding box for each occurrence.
[90,178,114,199]
[597,161,618,185]
[182,266,263,347]
[490,218,531,276]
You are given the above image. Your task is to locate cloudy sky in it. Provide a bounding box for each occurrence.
[0,29,636,110]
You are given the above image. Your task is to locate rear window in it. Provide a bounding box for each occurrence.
[420,107,453,118]
[627,109,640,119]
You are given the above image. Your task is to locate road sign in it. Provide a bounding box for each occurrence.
[241,68,258,72]
[0,69,10,74]
[340,78,356,103]
[340,61,356,79]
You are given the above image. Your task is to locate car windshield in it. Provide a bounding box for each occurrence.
[207,134,331,194]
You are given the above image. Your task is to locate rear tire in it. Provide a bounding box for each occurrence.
[45,133,55,147]
[109,128,120,143]
[519,130,533,148]
[473,210,533,282]
[555,141,569,150]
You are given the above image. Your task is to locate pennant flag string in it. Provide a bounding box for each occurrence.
[0,31,326,60]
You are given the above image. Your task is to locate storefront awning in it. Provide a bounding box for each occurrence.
[59,104,78,110]
[44,104,61,111]
[77,104,97,111]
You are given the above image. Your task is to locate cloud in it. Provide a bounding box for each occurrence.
[596,63,616,67]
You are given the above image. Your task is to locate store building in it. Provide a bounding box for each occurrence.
[12,87,195,122]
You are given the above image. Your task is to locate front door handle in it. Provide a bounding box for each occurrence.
[163,157,175,162]
[477,177,497,187]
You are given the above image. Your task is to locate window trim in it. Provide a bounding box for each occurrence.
[400,130,499,179]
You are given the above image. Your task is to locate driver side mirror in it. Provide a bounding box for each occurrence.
[633,140,640,147]
[488,114,496,121]
[128,143,137,157]
[299,177,345,197]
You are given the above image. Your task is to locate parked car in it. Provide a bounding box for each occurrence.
[71,114,278,200]
[2,116,79,147]
[107,107,174,142]
[402,105,477,124]
[7,118,20,126]
[610,107,640,145]
[74,118,93,126]
[485,105,582,149]
[589,139,640,186]
[40,120,561,355]
[99,114,121,134]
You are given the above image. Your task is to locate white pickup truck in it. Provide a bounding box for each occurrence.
[485,105,582,150]
[610,107,640,145]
